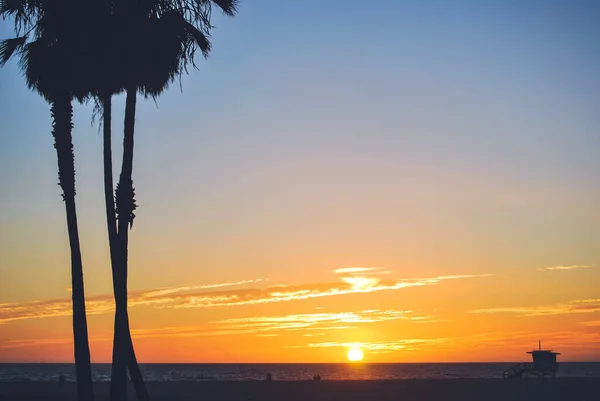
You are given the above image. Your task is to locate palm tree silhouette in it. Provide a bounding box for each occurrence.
[0,1,96,400]
[96,2,237,400]
[2,1,238,400]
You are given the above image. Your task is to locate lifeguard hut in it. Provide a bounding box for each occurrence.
[503,341,560,379]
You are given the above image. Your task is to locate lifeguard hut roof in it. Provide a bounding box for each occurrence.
[527,341,560,355]
[527,350,560,355]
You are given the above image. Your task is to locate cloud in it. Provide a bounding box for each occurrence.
[334,267,393,276]
[453,331,600,350]
[134,309,430,338]
[0,277,266,324]
[291,331,600,354]
[538,265,594,271]
[214,309,424,332]
[334,267,394,290]
[6,330,600,353]
[579,320,600,327]
[0,308,433,348]
[0,337,111,349]
[470,299,600,316]
[334,267,380,274]
[0,298,115,324]
[140,278,268,297]
[0,270,491,323]
[290,338,446,353]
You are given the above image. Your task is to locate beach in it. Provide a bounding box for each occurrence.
[1,379,599,401]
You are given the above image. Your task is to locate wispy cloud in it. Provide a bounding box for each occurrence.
[0,298,114,324]
[0,277,264,324]
[334,267,393,290]
[0,309,432,348]
[138,309,430,338]
[290,338,446,353]
[214,309,427,332]
[453,331,600,350]
[0,337,111,349]
[5,330,599,353]
[142,278,268,297]
[0,270,491,323]
[291,331,600,354]
[470,299,600,316]
[538,265,594,271]
[579,320,600,327]
[334,267,380,275]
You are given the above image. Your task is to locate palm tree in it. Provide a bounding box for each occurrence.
[96,2,238,400]
[3,1,238,400]
[0,2,96,400]
[82,6,143,399]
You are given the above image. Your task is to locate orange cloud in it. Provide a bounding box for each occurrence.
[294,331,600,354]
[135,309,429,338]
[0,308,434,349]
[214,309,426,331]
[470,299,600,316]
[143,278,269,297]
[0,337,111,348]
[537,265,594,271]
[454,331,600,350]
[296,339,446,353]
[334,267,380,274]
[0,271,491,323]
[0,298,114,323]
[5,331,599,356]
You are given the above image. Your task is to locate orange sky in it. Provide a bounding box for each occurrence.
[1,1,600,363]
[1,263,599,362]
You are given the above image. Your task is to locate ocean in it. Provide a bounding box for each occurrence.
[1,363,600,382]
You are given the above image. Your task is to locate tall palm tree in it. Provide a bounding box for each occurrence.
[82,5,144,398]
[0,2,96,400]
[96,2,238,400]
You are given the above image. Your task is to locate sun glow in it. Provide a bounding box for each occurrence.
[347,347,364,361]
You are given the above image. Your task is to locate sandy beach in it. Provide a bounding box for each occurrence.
[1,379,599,401]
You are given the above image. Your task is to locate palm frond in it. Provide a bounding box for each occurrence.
[0,0,42,34]
[211,0,238,16]
[19,39,46,93]
[185,21,211,57]
[0,0,24,15]
[0,35,27,66]
[19,38,71,101]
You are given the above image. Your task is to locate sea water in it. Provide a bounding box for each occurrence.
[1,363,600,382]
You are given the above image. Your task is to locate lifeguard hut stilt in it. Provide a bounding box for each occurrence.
[503,341,560,379]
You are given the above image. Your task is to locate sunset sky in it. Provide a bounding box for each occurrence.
[0,0,599,363]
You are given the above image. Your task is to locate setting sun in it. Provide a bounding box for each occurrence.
[347,347,364,362]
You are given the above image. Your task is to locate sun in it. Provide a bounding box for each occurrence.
[347,347,364,362]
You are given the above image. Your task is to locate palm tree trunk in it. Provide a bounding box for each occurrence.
[51,96,95,401]
[110,87,149,401]
[101,94,118,301]
[103,93,126,401]
[125,317,148,401]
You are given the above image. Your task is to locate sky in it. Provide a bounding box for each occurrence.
[0,0,599,363]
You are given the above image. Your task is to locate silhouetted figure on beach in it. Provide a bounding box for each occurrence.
[59,375,66,385]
